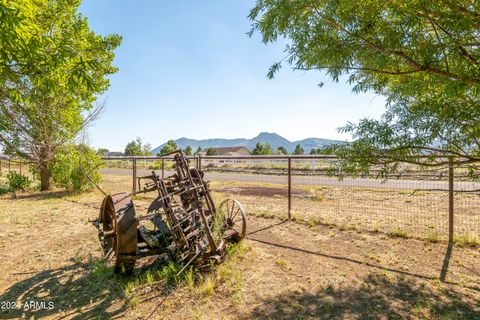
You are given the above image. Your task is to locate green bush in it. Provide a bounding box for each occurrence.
[7,171,31,192]
[52,144,103,191]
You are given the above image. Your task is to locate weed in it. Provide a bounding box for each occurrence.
[257,211,277,219]
[201,276,215,297]
[308,189,324,202]
[217,264,229,283]
[275,259,288,268]
[123,280,137,297]
[389,227,408,238]
[454,234,480,248]
[89,256,115,281]
[157,261,181,284]
[128,295,140,309]
[226,240,250,258]
[145,270,155,286]
[411,300,427,314]
[426,230,439,243]
[307,216,318,227]
[185,267,195,288]
[230,292,242,308]
[0,185,8,195]
[291,213,300,221]
[73,247,89,263]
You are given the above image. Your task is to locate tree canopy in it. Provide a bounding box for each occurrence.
[125,138,152,156]
[157,140,178,156]
[97,148,109,156]
[206,148,217,156]
[0,0,121,190]
[252,143,273,155]
[184,145,192,156]
[293,144,304,155]
[276,146,288,155]
[250,0,480,176]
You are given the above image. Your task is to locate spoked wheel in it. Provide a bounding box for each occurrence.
[99,193,138,273]
[217,198,247,240]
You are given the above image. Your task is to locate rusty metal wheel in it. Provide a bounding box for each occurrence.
[99,193,138,273]
[218,198,247,239]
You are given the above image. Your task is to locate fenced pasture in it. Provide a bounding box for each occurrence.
[1,155,480,319]
[102,155,480,244]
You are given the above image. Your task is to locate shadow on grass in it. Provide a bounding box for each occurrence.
[0,261,127,319]
[0,256,184,320]
[250,274,480,320]
[14,190,75,201]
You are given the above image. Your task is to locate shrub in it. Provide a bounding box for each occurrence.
[7,171,31,192]
[52,144,103,191]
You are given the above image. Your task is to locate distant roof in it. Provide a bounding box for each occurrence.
[198,146,250,156]
[214,147,250,155]
[105,151,124,156]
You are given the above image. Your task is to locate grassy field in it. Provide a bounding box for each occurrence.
[0,173,479,319]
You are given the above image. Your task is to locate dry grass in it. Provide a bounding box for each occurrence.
[1,173,479,319]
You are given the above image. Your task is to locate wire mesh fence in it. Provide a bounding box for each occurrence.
[290,159,453,240]
[0,157,29,177]
[97,155,480,242]
[201,157,289,220]
[2,152,477,242]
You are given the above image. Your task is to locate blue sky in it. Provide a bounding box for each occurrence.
[79,1,385,151]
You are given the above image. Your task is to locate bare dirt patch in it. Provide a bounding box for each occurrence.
[216,186,303,197]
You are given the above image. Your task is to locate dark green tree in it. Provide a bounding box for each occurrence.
[206,148,217,156]
[194,146,202,155]
[142,143,152,156]
[250,0,480,177]
[158,140,178,156]
[124,138,143,156]
[252,143,273,155]
[276,146,288,155]
[0,0,121,190]
[97,148,109,156]
[185,146,192,156]
[293,144,304,155]
[310,147,333,155]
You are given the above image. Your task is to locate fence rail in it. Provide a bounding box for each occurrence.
[100,154,480,243]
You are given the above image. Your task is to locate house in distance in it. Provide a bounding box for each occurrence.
[198,147,250,157]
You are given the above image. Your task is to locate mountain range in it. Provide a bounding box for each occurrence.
[151,132,343,154]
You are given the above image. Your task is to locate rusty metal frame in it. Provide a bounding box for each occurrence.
[95,150,247,273]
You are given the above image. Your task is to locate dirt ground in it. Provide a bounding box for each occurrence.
[0,174,479,319]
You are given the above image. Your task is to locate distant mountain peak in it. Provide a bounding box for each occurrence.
[151,132,342,154]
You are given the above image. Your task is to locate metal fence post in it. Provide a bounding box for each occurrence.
[161,158,165,179]
[288,157,292,220]
[198,155,202,172]
[132,158,137,192]
[448,157,454,243]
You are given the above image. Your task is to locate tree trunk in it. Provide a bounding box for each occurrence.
[40,165,52,191]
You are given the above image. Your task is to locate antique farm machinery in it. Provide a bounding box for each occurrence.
[92,150,247,273]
